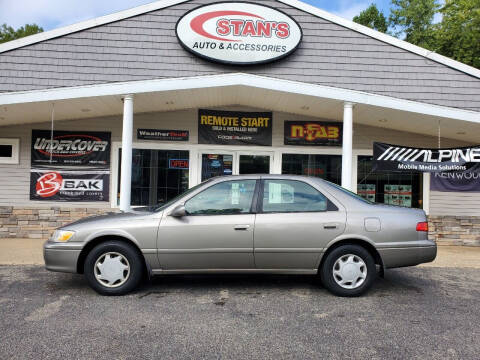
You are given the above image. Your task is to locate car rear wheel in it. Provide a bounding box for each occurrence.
[84,241,144,296]
[320,244,376,297]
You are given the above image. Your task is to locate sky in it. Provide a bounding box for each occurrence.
[0,0,392,31]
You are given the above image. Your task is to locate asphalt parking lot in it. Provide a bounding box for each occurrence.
[0,264,479,359]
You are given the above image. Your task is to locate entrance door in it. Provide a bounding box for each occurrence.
[237,152,274,175]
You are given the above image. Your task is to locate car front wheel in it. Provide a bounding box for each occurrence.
[320,244,376,297]
[84,241,144,296]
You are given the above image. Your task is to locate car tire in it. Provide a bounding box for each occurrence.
[320,244,376,297]
[84,241,144,296]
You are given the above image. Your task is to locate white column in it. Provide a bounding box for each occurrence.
[120,94,134,212]
[341,102,354,190]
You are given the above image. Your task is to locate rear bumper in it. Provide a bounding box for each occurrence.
[43,241,82,273]
[378,240,437,269]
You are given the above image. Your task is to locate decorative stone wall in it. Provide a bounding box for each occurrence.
[428,216,480,246]
[0,207,479,246]
[0,206,117,239]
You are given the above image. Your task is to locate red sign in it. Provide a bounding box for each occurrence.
[35,171,63,197]
[169,159,189,169]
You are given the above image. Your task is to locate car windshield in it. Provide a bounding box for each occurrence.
[154,180,211,212]
[323,181,374,204]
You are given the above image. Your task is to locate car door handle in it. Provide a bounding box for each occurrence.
[323,224,338,230]
[234,225,250,231]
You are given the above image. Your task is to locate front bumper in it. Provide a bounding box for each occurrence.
[377,240,437,269]
[43,241,83,273]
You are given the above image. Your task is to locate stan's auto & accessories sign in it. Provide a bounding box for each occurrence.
[176,2,302,65]
[31,130,110,167]
[284,121,342,146]
[373,142,480,172]
[30,169,109,202]
[198,109,272,146]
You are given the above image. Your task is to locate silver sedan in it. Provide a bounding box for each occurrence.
[44,175,436,297]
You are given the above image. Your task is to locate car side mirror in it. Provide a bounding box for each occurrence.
[169,204,186,217]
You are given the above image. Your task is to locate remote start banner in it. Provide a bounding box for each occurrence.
[284,121,342,146]
[31,130,111,167]
[373,142,480,173]
[30,169,109,202]
[198,109,272,146]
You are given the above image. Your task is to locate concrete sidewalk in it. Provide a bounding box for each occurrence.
[0,238,479,268]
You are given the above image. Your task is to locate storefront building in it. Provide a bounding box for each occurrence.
[0,0,479,244]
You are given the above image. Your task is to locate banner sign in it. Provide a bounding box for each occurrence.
[198,109,272,146]
[169,159,189,169]
[430,171,480,192]
[137,129,189,141]
[284,121,342,146]
[31,130,110,167]
[373,142,480,172]
[30,169,109,202]
[176,2,302,65]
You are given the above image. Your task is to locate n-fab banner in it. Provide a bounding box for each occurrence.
[284,121,342,146]
[431,171,480,192]
[198,109,272,146]
[30,169,109,202]
[373,142,480,172]
[31,130,111,167]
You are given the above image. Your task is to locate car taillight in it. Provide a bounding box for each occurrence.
[416,222,428,232]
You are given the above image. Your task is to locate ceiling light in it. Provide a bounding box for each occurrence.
[378,119,388,123]
[165,101,174,105]
[456,131,466,135]
[300,106,309,110]
[81,108,91,113]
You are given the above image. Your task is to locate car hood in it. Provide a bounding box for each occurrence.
[62,209,157,229]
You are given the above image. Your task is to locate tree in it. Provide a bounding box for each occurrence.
[389,0,440,49]
[433,0,480,69]
[353,4,389,33]
[0,24,43,44]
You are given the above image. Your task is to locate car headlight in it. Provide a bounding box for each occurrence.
[51,230,75,242]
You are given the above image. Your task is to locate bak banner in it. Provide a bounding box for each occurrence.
[31,130,110,167]
[373,142,480,173]
[30,169,110,202]
[284,121,342,146]
[198,109,272,146]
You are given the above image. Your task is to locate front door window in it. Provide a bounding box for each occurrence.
[201,153,233,181]
[239,154,270,174]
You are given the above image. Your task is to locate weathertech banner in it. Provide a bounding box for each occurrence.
[198,109,272,146]
[137,129,189,141]
[31,130,111,167]
[373,142,480,172]
[284,121,342,146]
[30,169,109,202]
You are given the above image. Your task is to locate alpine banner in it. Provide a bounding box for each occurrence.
[284,121,342,146]
[30,169,110,202]
[31,130,111,167]
[372,142,480,173]
[198,109,272,146]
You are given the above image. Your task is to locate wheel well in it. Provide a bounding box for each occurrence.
[76,235,147,274]
[319,239,384,274]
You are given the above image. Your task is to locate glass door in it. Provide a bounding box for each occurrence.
[236,152,274,175]
[199,151,234,182]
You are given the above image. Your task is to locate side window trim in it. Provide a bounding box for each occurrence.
[259,179,338,214]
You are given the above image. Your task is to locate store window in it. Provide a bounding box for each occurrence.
[357,155,422,208]
[201,154,233,181]
[0,138,19,164]
[118,149,189,207]
[281,154,342,184]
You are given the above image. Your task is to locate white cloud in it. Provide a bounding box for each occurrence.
[331,0,371,20]
[0,0,154,29]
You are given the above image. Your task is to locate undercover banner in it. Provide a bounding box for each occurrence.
[198,109,272,146]
[30,168,109,202]
[372,142,480,172]
[284,121,342,146]
[31,130,111,167]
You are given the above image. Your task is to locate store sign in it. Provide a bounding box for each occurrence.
[198,109,272,146]
[176,2,302,65]
[30,169,109,202]
[284,121,342,146]
[430,171,480,192]
[31,130,110,167]
[373,142,480,172]
[137,129,189,141]
[169,159,189,169]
